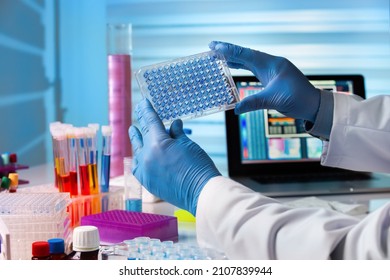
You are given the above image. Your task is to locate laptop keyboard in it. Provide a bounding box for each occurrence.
[253,172,372,184]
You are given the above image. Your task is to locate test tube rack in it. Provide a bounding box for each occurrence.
[81,210,178,244]
[68,186,124,227]
[19,184,125,228]
[0,217,10,260]
[0,192,71,260]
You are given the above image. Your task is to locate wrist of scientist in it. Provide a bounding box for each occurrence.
[306,90,390,174]
[304,89,334,141]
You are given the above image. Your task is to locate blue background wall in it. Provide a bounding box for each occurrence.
[1,0,389,175]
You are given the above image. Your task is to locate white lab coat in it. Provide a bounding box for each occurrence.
[196,93,390,259]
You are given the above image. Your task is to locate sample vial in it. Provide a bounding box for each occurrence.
[67,226,100,260]
[48,238,67,260]
[123,157,142,212]
[32,241,51,260]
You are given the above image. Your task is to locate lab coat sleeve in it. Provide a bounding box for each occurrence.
[321,93,390,173]
[196,176,390,259]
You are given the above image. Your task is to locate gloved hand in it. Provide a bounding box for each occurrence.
[209,41,321,122]
[129,99,221,216]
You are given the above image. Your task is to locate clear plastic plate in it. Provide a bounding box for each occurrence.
[135,50,239,125]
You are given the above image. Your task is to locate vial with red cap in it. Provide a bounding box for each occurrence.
[32,241,52,260]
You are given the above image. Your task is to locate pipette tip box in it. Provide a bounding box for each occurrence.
[135,50,240,125]
[80,210,178,244]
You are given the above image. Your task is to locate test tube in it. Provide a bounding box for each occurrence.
[50,122,62,189]
[53,129,70,193]
[123,157,142,212]
[100,125,112,193]
[66,127,78,196]
[86,127,99,195]
[75,127,90,196]
[107,23,133,177]
[88,123,100,165]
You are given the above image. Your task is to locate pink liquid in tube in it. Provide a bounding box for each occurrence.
[108,54,132,177]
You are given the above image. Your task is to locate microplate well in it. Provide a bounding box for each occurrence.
[135,50,239,125]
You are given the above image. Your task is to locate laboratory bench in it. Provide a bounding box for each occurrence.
[17,163,390,225]
[3,164,390,260]
[17,163,180,217]
[1,164,199,260]
[18,163,390,215]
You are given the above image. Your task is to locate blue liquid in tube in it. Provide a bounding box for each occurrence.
[100,154,111,193]
[125,198,142,212]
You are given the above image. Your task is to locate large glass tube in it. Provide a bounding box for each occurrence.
[107,23,132,177]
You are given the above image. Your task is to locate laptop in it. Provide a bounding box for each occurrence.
[225,74,390,197]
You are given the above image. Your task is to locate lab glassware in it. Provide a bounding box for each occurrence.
[107,23,133,177]
[100,125,112,193]
[123,157,142,212]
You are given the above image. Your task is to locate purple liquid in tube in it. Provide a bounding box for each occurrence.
[108,54,132,177]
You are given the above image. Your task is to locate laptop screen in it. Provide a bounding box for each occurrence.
[225,75,365,177]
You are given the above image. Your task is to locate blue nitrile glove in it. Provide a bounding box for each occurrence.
[209,41,321,122]
[129,99,221,216]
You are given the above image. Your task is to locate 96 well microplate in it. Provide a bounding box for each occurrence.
[135,50,239,125]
